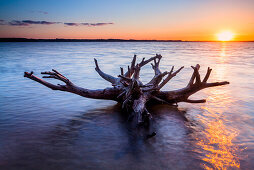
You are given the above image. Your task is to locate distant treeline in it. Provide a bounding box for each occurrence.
[0,38,182,42]
[1,38,252,42]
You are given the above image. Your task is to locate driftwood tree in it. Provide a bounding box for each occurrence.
[24,54,229,136]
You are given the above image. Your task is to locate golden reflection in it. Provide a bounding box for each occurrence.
[217,42,228,64]
[212,43,229,80]
[196,108,240,169]
[220,43,226,57]
[194,77,242,169]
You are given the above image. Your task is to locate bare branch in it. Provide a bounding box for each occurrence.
[133,64,141,79]
[191,65,201,84]
[139,54,162,68]
[155,65,229,104]
[131,55,137,69]
[146,71,168,87]
[188,64,200,86]
[206,81,229,87]
[24,71,121,100]
[118,75,132,82]
[158,66,184,90]
[124,54,163,80]
[151,54,162,76]
[120,67,124,76]
[25,71,62,90]
[127,66,131,78]
[120,80,129,87]
[185,99,206,103]
[41,69,72,85]
[94,58,117,84]
[203,67,212,83]
[124,54,136,77]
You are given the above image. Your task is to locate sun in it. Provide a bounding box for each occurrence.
[217,31,234,41]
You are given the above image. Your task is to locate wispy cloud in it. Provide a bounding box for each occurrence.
[88,23,114,26]
[5,20,114,27]
[64,22,114,27]
[22,20,59,25]
[8,20,60,26]
[0,19,6,25]
[64,22,80,26]
[9,20,30,26]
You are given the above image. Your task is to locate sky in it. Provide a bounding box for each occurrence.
[0,0,253,41]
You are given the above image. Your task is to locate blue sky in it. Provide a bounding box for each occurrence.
[0,0,195,21]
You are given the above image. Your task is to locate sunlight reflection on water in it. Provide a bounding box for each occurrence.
[193,44,239,169]
[0,42,254,169]
[196,93,241,169]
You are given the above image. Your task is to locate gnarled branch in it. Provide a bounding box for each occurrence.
[24,70,121,100]
[156,64,229,104]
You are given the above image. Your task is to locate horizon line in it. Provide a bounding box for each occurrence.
[0,38,253,42]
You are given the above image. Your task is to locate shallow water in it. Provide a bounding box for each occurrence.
[0,42,254,169]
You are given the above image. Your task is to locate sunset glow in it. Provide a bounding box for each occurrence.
[0,0,254,41]
[217,31,234,41]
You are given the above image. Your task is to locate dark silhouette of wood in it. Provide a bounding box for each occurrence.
[24,54,229,135]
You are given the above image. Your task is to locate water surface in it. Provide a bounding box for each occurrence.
[0,42,254,169]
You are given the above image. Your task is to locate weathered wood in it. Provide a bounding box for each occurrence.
[24,71,121,100]
[94,58,117,84]
[24,54,229,135]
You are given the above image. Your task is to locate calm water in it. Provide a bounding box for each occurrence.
[0,42,254,169]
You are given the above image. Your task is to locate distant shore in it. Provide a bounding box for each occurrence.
[0,38,253,42]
